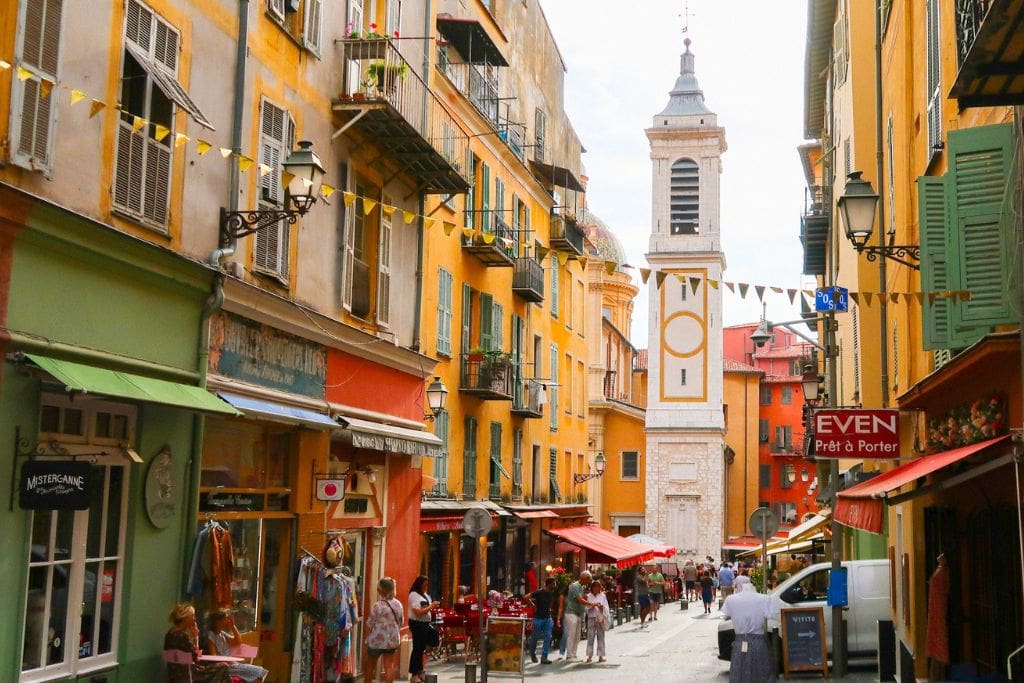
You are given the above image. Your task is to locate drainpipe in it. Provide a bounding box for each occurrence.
[875,0,889,408]
[182,0,249,593]
[411,0,433,351]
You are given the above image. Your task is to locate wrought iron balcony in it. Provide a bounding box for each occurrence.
[463,215,516,266]
[334,39,470,193]
[459,352,513,400]
[549,214,585,256]
[512,257,544,302]
[951,0,1024,107]
[512,377,544,418]
[602,370,617,399]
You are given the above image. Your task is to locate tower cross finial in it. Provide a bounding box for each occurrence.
[681,0,694,35]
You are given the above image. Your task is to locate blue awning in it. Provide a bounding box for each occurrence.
[217,393,338,430]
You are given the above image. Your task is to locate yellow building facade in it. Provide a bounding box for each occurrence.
[722,359,763,542]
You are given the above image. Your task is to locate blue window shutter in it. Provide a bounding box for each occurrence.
[947,123,1015,347]
[917,175,950,349]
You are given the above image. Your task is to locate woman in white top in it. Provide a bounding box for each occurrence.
[584,580,610,663]
[407,575,439,683]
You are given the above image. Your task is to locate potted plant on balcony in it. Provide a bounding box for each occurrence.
[478,350,512,389]
[365,60,409,96]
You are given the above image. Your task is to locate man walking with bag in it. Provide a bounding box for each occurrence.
[558,571,594,662]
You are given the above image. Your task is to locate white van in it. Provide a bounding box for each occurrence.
[717,559,891,661]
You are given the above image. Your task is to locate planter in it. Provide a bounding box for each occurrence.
[342,38,390,61]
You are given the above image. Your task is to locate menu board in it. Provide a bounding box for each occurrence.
[486,616,526,679]
[780,607,828,676]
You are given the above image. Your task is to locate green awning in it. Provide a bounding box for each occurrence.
[27,354,240,416]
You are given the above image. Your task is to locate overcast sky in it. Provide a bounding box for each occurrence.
[541,0,814,344]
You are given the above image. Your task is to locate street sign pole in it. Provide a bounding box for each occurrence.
[748,507,779,593]
[462,507,493,683]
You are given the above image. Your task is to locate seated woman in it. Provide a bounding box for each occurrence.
[206,609,269,683]
[165,604,231,683]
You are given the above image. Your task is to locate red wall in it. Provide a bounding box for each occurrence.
[385,455,423,596]
[325,348,424,422]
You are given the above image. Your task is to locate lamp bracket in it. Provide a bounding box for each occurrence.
[856,244,921,270]
[220,207,302,245]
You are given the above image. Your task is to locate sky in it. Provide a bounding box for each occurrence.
[541,0,815,344]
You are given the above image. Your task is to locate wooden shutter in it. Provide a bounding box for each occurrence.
[465,153,476,228]
[303,0,323,55]
[550,257,559,317]
[511,193,520,252]
[480,293,493,351]
[492,302,503,352]
[434,409,449,491]
[437,269,452,356]
[376,196,393,326]
[267,0,285,21]
[11,0,64,172]
[549,343,558,430]
[918,175,950,349]
[481,162,491,232]
[925,0,942,154]
[256,102,292,279]
[342,175,357,309]
[463,416,477,495]
[461,284,472,385]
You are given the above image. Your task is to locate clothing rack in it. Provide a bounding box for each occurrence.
[300,547,322,563]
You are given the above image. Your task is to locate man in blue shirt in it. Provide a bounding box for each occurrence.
[718,562,736,602]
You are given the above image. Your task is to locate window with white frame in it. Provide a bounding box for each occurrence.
[925,0,942,156]
[437,268,453,356]
[621,451,639,480]
[550,257,559,318]
[534,109,546,162]
[564,353,573,415]
[385,0,402,37]
[10,0,65,174]
[303,0,324,55]
[255,99,295,281]
[512,428,523,499]
[21,396,134,677]
[549,344,558,430]
[376,193,393,327]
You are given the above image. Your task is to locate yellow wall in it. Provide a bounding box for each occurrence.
[598,408,647,530]
[723,369,762,539]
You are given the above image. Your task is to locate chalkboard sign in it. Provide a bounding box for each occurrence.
[486,616,526,679]
[19,460,93,510]
[780,607,828,676]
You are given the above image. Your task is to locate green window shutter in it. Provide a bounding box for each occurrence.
[917,175,951,349]
[947,123,1016,346]
[481,162,491,232]
[492,302,503,351]
[437,269,453,356]
[480,293,493,351]
[461,284,472,386]
[464,416,477,496]
[465,153,476,228]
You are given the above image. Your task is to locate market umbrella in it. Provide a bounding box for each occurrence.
[626,533,677,558]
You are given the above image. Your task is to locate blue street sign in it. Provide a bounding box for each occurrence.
[815,286,849,313]
[827,567,849,607]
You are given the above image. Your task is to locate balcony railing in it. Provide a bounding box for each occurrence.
[459,353,513,400]
[512,257,544,302]
[512,377,544,418]
[950,0,1024,107]
[335,39,469,193]
[549,214,585,256]
[602,370,617,399]
[463,214,516,266]
[955,0,992,66]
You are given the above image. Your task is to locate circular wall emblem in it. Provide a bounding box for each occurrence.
[662,311,705,358]
[144,446,177,529]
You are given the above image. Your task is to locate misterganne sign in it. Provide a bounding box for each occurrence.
[813,409,901,459]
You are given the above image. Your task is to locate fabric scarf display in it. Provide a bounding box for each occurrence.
[186,520,234,608]
[295,550,358,683]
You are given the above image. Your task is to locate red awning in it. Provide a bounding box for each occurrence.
[835,435,1012,534]
[513,510,558,519]
[546,525,655,568]
[648,545,677,558]
[420,515,464,533]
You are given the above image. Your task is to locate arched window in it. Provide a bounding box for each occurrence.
[670,158,699,234]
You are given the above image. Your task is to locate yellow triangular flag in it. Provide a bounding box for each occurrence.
[131,116,146,133]
[382,204,397,217]
[300,177,313,189]
[850,292,860,306]
[175,133,190,148]
[481,232,496,244]
[928,292,939,304]
[536,245,550,261]
[890,292,900,304]
[725,282,735,293]
[604,260,616,274]
[958,290,972,302]
[771,286,783,294]
[16,66,32,81]
[154,124,171,142]
[804,289,816,297]
[343,191,356,207]
[553,251,567,266]
[862,292,874,307]
[258,163,273,176]
[755,285,766,301]
[321,184,336,198]
[674,273,686,282]
[70,89,87,105]
[362,198,377,215]
[238,155,254,172]
[462,227,475,240]
[39,78,53,99]
[219,147,232,158]
[89,99,105,118]
[578,257,589,271]
[196,140,212,155]
[913,292,924,305]
[690,277,701,295]
[443,222,456,236]
[640,268,651,284]
[708,279,719,289]
[424,217,437,230]
[655,271,668,288]
[404,211,417,225]
[0,60,10,71]
[787,289,797,304]
[738,283,749,299]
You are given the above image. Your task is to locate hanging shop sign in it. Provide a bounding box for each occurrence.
[209,312,326,399]
[813,409,900,458]
[19,460,93,510]
[316,478,346,502]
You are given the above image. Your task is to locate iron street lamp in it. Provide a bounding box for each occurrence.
[838,171,921,270]
[801,363,822,405]
[573,452,606,484]
[424,376,448,421]
[219,140,326,246]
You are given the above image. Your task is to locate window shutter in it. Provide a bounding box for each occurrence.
[551,257,559,317]
[549,344,558,430]
[376,197,393,326]
[437,269,452,356]
[434,410,449,492]
[492,302,503,352]
[125,0,153,52]
[925,0,942,154]
[481,162,491,232]
[480,293,493,351]
[267,0,285,21]
[342,180,356,309]
[461,283,472,385]
[11,0,64,172]
[947,123,1015,346]
[511,193,520,251]
[918,175,951,349]
[465,153,476,228]
[303,0,323,55]
[255,102,291,279]
[463,417,477,495]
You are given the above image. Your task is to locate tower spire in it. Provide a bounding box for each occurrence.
[657,37,711,117]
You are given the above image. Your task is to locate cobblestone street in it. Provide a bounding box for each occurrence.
[426,601,880,682]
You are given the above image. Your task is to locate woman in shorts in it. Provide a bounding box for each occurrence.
[364,577,403,683]
[634,567,652,629]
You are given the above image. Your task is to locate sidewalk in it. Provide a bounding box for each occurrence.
[416,599,881,682]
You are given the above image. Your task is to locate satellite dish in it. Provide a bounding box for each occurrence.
[463,507,493,538]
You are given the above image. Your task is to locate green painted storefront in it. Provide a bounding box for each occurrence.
[0,195,221,682]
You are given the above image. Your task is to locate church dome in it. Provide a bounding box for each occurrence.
[579,208,627,272]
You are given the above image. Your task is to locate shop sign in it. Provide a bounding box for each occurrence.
[19,460,92,510]
[351,431,435,456]
[209,312,326,399]
[813,409,900,458]
[316,479,346,501]
[144,446,177,529]
[199,491,264,512]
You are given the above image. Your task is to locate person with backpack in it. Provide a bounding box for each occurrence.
[364,577,403,683]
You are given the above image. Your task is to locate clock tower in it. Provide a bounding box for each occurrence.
[644,38,727,561]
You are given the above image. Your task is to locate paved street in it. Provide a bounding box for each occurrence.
[424,601,880,682]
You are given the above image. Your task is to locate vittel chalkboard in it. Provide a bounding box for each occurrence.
[780,606,828,676]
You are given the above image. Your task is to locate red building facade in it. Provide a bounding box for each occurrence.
[724,323,820,531]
